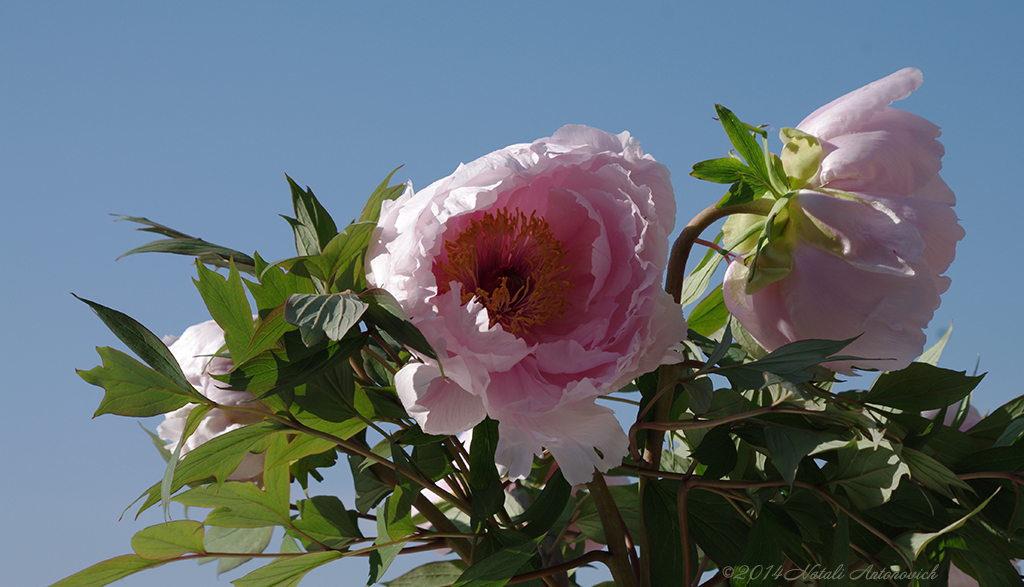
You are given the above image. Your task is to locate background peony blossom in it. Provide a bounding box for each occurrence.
[724,68,965,373]
[367,125,687,485]
[157,320,266,482]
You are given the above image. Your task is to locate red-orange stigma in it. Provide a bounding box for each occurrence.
[436,208,572,334]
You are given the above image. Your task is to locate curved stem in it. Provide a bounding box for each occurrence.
[665,199,774,304]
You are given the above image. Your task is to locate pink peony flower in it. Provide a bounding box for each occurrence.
[723,68,964,373]
[367,125,687,485]
[156,320,266,482]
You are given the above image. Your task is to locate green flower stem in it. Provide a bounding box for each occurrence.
[587,472,639,587]
[664,198,775,304]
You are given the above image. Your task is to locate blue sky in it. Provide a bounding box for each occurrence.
[3,2,1022,586]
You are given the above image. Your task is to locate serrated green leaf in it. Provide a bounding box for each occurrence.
[232,551,342,587]
[79,347,199,417]
[385,560,468,587]
[48,554,170,587]
[74,295,198,395]
[864,363,984,411]
[285,292,368,347]
[452,535,543,587]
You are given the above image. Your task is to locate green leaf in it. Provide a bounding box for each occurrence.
[233,305,294,366]
[895,489,999,560]
[48,554,170,587]
[176,481,290,528]
[452,535,543,587]
[248,252,318,312]
[764,425,837,487]
[131,521,206,560]
[687,284,728,337]
[714,105,773,192]
[864,363,984,411]
[575,484,640,545]
[74,295,198,395]
[203,526,273,575]
[822,512,849,587]
[900,447,972,499]
[385,560,468,587]
[917,322,952,366]
[232,551,342,587]
[285,292,369,347]
[283,176,339,257]
[360,288,439,361]
[733,508,787,587]
[193,260,255,357]
[512,468,572,538]
[161,403,213,518]
[722,337,858,386]
[116,215,256,274]
[469,418,504,528]
[716,179,758,208]
[824,440,910,510]
[678,236,725,308]
[687,488,749,565]
[359,167,406,224]
[693,424,736,481]
[78,347,199,417]
[968,395,1024,442]
[293,496,363,550]
[640,480,688,585]
[690,157,750,184]
[369,488,413,584]
[317,221,377,292]
[134,422,282,516]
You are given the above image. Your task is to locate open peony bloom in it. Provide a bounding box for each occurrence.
[367,125,687,485]
[724,68,964,373]
[156,320,266,482]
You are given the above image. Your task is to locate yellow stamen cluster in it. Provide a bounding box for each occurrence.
[436,208,572,334]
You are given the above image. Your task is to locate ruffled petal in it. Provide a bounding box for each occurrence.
[394,360,487,435]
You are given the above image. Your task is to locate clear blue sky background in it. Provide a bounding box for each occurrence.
[3,2,1022,586]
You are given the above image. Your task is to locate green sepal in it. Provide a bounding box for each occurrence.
[779,127,822,190]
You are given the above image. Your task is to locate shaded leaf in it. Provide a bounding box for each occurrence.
[452,535,543,587]
[385,560,468,587]
[285,292,368,347]
[864,363,984,412]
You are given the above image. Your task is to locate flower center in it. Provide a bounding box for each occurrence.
[436,208,572,334]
